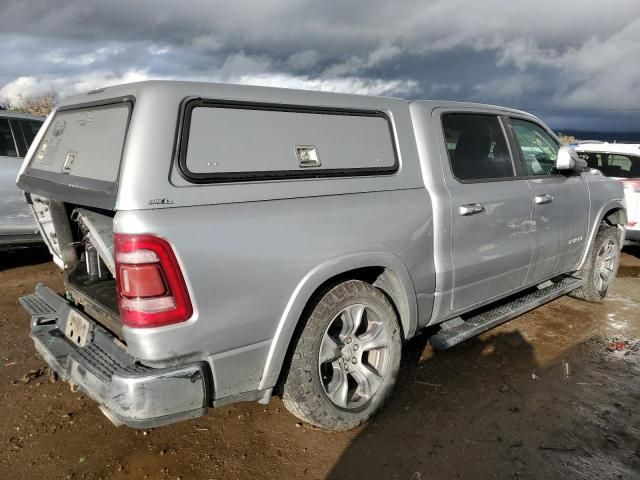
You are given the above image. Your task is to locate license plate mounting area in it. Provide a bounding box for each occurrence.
[64,309,93,347]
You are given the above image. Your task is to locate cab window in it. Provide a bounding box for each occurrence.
[442,113,515,181]
[510,118,559,176]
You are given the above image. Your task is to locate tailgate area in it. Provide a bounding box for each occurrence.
[19,284,209,428]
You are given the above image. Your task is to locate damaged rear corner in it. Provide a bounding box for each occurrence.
[19,284,211,428]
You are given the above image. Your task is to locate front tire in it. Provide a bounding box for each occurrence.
[282,280,402,431]
[569,225,620,302]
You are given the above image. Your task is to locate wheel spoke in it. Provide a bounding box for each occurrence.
[603,241,616,259]
[340,304,365,339]
[602,251,615,261]
[358,323,389,352]
[325,365,349,408]
[351,362,382,400]
[319,335,340,364]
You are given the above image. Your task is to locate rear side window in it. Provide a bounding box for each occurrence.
[442,113,514,181]
[0,118,18,157]
[179,100,398,183]
[510,119,559,176]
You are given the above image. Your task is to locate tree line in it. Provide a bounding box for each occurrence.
[0,93,56,117]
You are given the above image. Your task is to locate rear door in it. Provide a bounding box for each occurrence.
[507,117,589,281]
[440,112,534,312]
[0,117,36,237]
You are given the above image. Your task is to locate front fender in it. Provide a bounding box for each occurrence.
[578,198,626,269]
[257,251,417,391]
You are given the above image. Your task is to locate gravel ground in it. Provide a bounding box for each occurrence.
[0,246,639,480]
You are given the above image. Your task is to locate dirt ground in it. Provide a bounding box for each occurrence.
[0,247,639,480]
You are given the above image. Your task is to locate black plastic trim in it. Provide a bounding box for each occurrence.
[18,169,118,210]
[175,98,400,184]
[56,95,136,113]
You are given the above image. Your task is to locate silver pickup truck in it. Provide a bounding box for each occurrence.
[17,81,625,431]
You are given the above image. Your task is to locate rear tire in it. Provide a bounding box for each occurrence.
[282,280,402,431]
[569,225,620,302]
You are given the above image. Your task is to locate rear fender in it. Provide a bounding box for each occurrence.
[257,252,417,391]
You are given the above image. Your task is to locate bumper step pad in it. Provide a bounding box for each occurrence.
[19,284,209,428]
[431,276,583,350]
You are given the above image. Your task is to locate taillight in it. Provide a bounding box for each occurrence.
[622,180,640,192]
[114,234,192,328]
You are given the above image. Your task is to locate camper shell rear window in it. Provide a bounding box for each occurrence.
[19,97,133,210]
[177,99,399,184]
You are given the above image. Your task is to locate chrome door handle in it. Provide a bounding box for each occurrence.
[459,203,486,216]
[534,194,554,205]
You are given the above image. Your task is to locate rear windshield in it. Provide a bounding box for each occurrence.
[578,151,640,178]
[30,102,131,183]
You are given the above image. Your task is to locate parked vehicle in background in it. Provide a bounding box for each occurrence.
[575,143,640,242]
[0,111,44,246]
[16,81,625,431]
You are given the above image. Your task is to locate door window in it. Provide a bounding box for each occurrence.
[510,118,559,176]
[0,118,18,157]
[10,119,43,156]
[577,152,640,178]
[19,120,42,147]
[579,152,604,169]
[607,154,640,178]
[442,113,515,181]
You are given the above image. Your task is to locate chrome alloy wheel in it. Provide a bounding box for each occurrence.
[318,303,391,409]
[595,238,617,291]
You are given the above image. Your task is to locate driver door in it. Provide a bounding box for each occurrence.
[506,117,589,282]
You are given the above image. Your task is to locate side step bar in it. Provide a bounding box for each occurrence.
[430,276,583,350]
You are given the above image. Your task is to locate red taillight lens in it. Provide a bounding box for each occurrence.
[120,264,167,298]
[622,180,640,192]
[114,234,193,328]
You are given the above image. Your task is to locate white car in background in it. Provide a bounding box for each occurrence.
[575,143,640,242]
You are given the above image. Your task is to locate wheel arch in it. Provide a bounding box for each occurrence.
[602,207,627,226]
[578,200,626,270]
[257,252,418,391]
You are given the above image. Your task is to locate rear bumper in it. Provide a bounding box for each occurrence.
[19,284,210,428]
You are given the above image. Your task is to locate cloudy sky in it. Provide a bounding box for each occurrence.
[2,0,640,133]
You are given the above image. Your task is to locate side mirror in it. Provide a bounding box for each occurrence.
[556,145,588,171]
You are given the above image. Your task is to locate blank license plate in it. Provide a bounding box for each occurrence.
[64,310,93,347]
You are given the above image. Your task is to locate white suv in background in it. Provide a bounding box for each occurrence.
[575,143,640,242]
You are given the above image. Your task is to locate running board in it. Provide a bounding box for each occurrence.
[430,276,583,350]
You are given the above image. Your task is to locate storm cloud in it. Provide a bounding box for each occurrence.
[2,0,640,133]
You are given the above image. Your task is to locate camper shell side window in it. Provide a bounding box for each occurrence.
[176,99,400,184]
